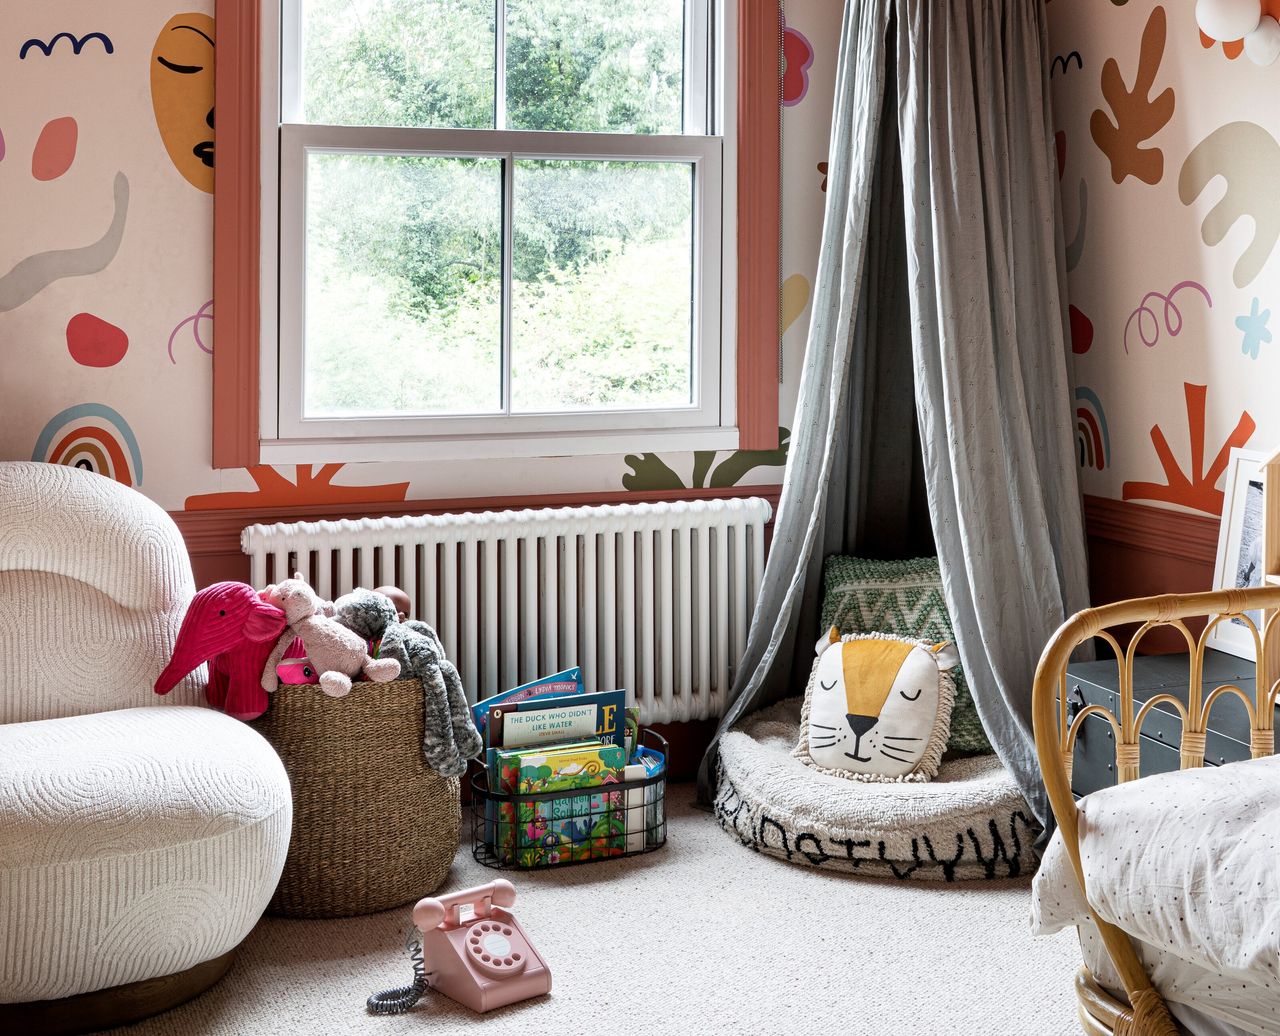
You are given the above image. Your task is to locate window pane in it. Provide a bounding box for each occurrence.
[304,153,502,417]
[506,0,684,134]
[511,160,693,413]
[301,0,495,129]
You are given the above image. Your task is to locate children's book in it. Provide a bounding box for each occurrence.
[471,667,583,736]
[623,705,640,762]
[510,742,626,867]
[505,688,626,751]
[623,762,647,853]
[487,738,601,863]
[623,748,665,852]
[487,698,598,751]
[635,746,666,847]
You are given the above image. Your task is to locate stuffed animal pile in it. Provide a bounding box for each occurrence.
[328,588,483,775]
[155,576,482,775]
[259,576,401,697]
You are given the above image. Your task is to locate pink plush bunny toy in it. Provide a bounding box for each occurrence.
[261,575,401,697]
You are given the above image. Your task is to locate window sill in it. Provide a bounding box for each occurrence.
[257,426,742,463]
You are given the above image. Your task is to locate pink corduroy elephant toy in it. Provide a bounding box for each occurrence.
[261,575,401,697]
[154,581,289,720]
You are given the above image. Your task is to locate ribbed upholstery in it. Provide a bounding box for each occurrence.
[0,570,204,723]
[0,462,201,722]
[0,709,292,1002]
[0,462,191,612]
[0,463,292,1005]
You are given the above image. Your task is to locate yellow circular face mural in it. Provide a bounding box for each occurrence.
[150,13,215,193]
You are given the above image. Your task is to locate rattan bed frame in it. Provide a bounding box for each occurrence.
[1032,587,1280,1036]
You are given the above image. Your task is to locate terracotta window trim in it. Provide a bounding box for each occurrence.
[212,0,780,469]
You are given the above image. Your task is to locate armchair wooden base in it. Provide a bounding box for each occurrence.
[0,948,236,1036]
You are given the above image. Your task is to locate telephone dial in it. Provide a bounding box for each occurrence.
[367,880,552,1015]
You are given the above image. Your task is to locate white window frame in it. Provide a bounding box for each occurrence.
[259,1,738,463]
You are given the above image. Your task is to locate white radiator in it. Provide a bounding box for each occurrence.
[241,498,772,723]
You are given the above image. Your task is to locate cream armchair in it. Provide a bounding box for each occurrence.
[0,462,292,1033]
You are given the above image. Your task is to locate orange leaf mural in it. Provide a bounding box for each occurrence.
[184,464,410,511]
[1122,384,1256,515]
[1090,6,1174,185]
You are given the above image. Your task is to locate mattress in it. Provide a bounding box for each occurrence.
[1078,924,1278,1036]
[1031,756,1280,1034]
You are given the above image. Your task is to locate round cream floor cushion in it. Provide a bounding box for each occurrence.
[0,707,292,1003]
[714,699,1038,880]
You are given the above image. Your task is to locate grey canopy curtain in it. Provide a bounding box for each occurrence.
[697,0,1090,830]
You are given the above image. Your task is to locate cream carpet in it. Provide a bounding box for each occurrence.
[112,784,1082,1036]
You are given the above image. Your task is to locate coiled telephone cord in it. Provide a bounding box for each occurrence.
[366,937,429,1015]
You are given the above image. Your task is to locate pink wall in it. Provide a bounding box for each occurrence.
[0,2,842,512]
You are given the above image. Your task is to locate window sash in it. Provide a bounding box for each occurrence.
[262,0,738,459]
[275,124,724,444]
[279,0,714,134]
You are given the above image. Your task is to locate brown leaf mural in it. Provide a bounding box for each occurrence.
[1090,5,1174,186]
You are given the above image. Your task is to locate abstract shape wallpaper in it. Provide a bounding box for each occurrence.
[2,1,1275,525]
[0,1,835,510]
[1051,0,1278,515]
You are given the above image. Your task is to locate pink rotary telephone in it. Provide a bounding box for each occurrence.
[367,880,551,1015]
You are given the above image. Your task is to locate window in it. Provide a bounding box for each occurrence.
[208,1,773,468]
[257,0,738,460]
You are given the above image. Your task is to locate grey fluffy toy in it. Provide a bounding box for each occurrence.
[333,589,482,776]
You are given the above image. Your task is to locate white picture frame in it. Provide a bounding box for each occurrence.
[1207,447,1268,660]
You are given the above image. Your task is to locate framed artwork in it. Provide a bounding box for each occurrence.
[1207,447,1268,660]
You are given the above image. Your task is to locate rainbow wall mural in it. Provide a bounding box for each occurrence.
[32,402,143,487]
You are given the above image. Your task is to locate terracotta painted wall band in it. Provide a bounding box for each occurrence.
[178,490,1205,657]
[212,0,262,469]
[1082,494,1219,653]
[1082,494,1218,564]
[736,0,782,452]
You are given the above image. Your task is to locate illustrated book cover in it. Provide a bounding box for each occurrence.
[503,741,626,867]
[501,688,626,752]
[486,696,599,751]
[485,737,600,863]
[471,666,583,736]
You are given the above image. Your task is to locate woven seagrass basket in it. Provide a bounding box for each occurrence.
[251,678,460,918]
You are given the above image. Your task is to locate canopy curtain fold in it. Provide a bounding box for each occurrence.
[698,0,1089,830]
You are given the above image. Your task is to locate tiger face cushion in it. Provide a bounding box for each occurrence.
[793,629,959,782]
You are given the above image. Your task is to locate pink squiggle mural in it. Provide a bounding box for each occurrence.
[167,299,213,363]
[1122,280,1212,354]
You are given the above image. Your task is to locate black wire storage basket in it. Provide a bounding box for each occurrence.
[470,730,668,869]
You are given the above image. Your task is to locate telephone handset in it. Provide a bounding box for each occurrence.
[367,879,552,1015]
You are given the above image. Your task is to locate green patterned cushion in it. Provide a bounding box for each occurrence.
[820,556,991,754]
